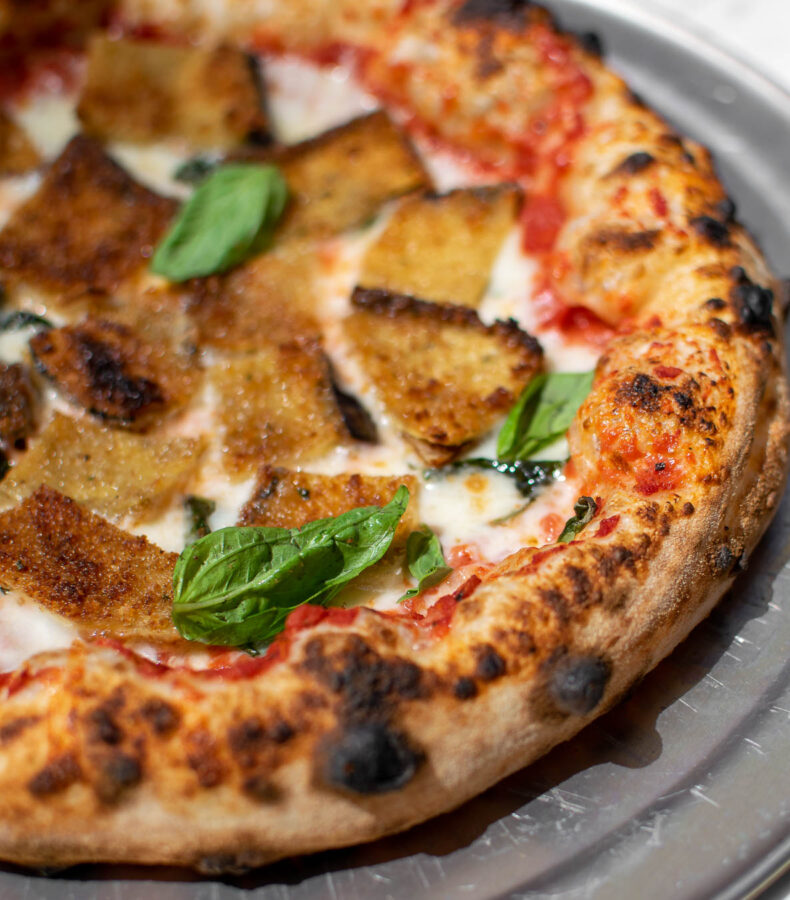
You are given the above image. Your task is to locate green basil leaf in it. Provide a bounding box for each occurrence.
[173,155,220,185]
[172,485,410,646]
[151,163,289,282]
[557,496,597,543]
[426,457,564,500]
[497,371,594,462]
[0,310,53,332]
[399,525,452,602]
[184,495,216,546]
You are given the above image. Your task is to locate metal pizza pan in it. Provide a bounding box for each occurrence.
[1,1,790,897]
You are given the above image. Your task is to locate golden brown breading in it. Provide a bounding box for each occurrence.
[360,186,521,307]
[0,412,204,522]
[237,112,430,241]
[77,35,267,147]
[0,135,177,298]
[0,111,39,175]
[211,342,348,476]
[184,242,320,351]
[0,0,111,48]
[0,486,179,642]
[345,287,543,464]
[0,362,35,451]
[29,318,198,429]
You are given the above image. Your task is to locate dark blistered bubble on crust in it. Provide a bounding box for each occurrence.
[550,656,611,716]
[609,151,655,177]
[690,215,732,248]
[319,723,422,794]
[730,266,775,333]
[453,0,535,30]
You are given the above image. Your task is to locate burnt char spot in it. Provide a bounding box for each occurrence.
[690,215,731,248]
[88,706,123,745]
[474,645,506,681]
[140,697,179,736]
[242,773,281,802]
[454,676,478,699]
[704,297,726,311]
[187,731,225,788]
[331,381,378,443]
[228,717,265,762]
[589,228,659,253]
[611,151,655,176]
[714,545,734,572]
[574,30,604,56]
[0,715,39,743]
[551,656,611,715]
[303,636,425,722]
[320,723,421,794]
[453,0,533,29]
[730,267,774,332]
[95,752,141,803]
[28,752,81,796]
[78,335,164,418]
[716,197,737,222]
[672,390,693,410]
[682,502,695,516]
[564,564,594,607]
[617,372,665,413]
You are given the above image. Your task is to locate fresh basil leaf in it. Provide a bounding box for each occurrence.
[184,495,216,546]
[173,155,220,185]
[0,310,53,332]
[497,371,594,462]
[172,485,410,646]
[557,496,597,543]
[427,457,564,499]
[399,525,452,602]
[151,163,289,282]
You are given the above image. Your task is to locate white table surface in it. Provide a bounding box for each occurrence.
[627,0,790,93]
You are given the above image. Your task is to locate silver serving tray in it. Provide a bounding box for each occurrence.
[2,1,790,897]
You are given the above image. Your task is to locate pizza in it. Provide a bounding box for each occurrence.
[0,0,786,874]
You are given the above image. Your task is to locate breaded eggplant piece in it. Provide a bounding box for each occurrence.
[0,485,179,642]
[0,0,111,50]
[0,135,177,298]
[0,111,39,175]
[345,287,543,464]
[360,185,521,307]
[0,412,204,523]
[185,241,319,351]
[29,318,197,429]
[0,361,35,451]
[77,35,267,147]
[211,341,348,477]
[237,111,430,241]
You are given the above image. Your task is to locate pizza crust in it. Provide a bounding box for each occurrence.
[0,0,787,872]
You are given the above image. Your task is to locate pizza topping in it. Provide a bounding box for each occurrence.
[0,362,36,452]
[0,135,177,297]
[184,495,216,545]
[0,111,40,175]
[359,185,521,307]
[151,163,288,281]
[399,525,452,602]
[346,287,543,465]
[0,486,179,642]
[77,36,268,147]
[172,485,410,647]
[730,266,774,333]
[557,495,597,543]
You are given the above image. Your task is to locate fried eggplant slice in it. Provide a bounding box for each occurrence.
[360,186,521,307]
[185,241,319,351]
[0,135,177,298]
[29,318,197,429]
[0,485,179,642]
[237,111,430,241]
[0,362,35,451]
[239,467,418,540]
[211,341,348,477]
[0,111,39,175]
[0,0,111,50]
[77,35,267,147]
[345,288,543,465]
[0,412,204,522]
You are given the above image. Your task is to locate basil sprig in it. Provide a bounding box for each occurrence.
[173,155,220,185]
[184,495,216,546]
[399,525,452,602]
[172,485,410,647]
[427,457,564,500]
[497,371,594,462]
[0,310,53,332]
[558,496,597,543]
[152,163,288,282]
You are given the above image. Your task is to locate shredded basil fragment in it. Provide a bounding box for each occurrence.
[0,311,53,332]
[399,525,452,602]
[497,371,594,462]
[557,496,597,543]
[173,155,220,185]
[151,163,289,282]
[172,485,410,647]
[184,495,216,546]
[426,457,564,499]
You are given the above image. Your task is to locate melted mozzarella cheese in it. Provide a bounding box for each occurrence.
[0,591,79,670]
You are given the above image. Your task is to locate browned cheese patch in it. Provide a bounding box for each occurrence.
[360,185,521,307]
[0,486,179,641]
[211,342,348,477]
[0,412,205,523]
[0,135,177,298]
[345,288,543,464]
[0,111,39,175]
[236,111,430,241]
[185,242,320,351]
[29,318,198,429]
[0,362,36,451]
[77,35,267,147]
